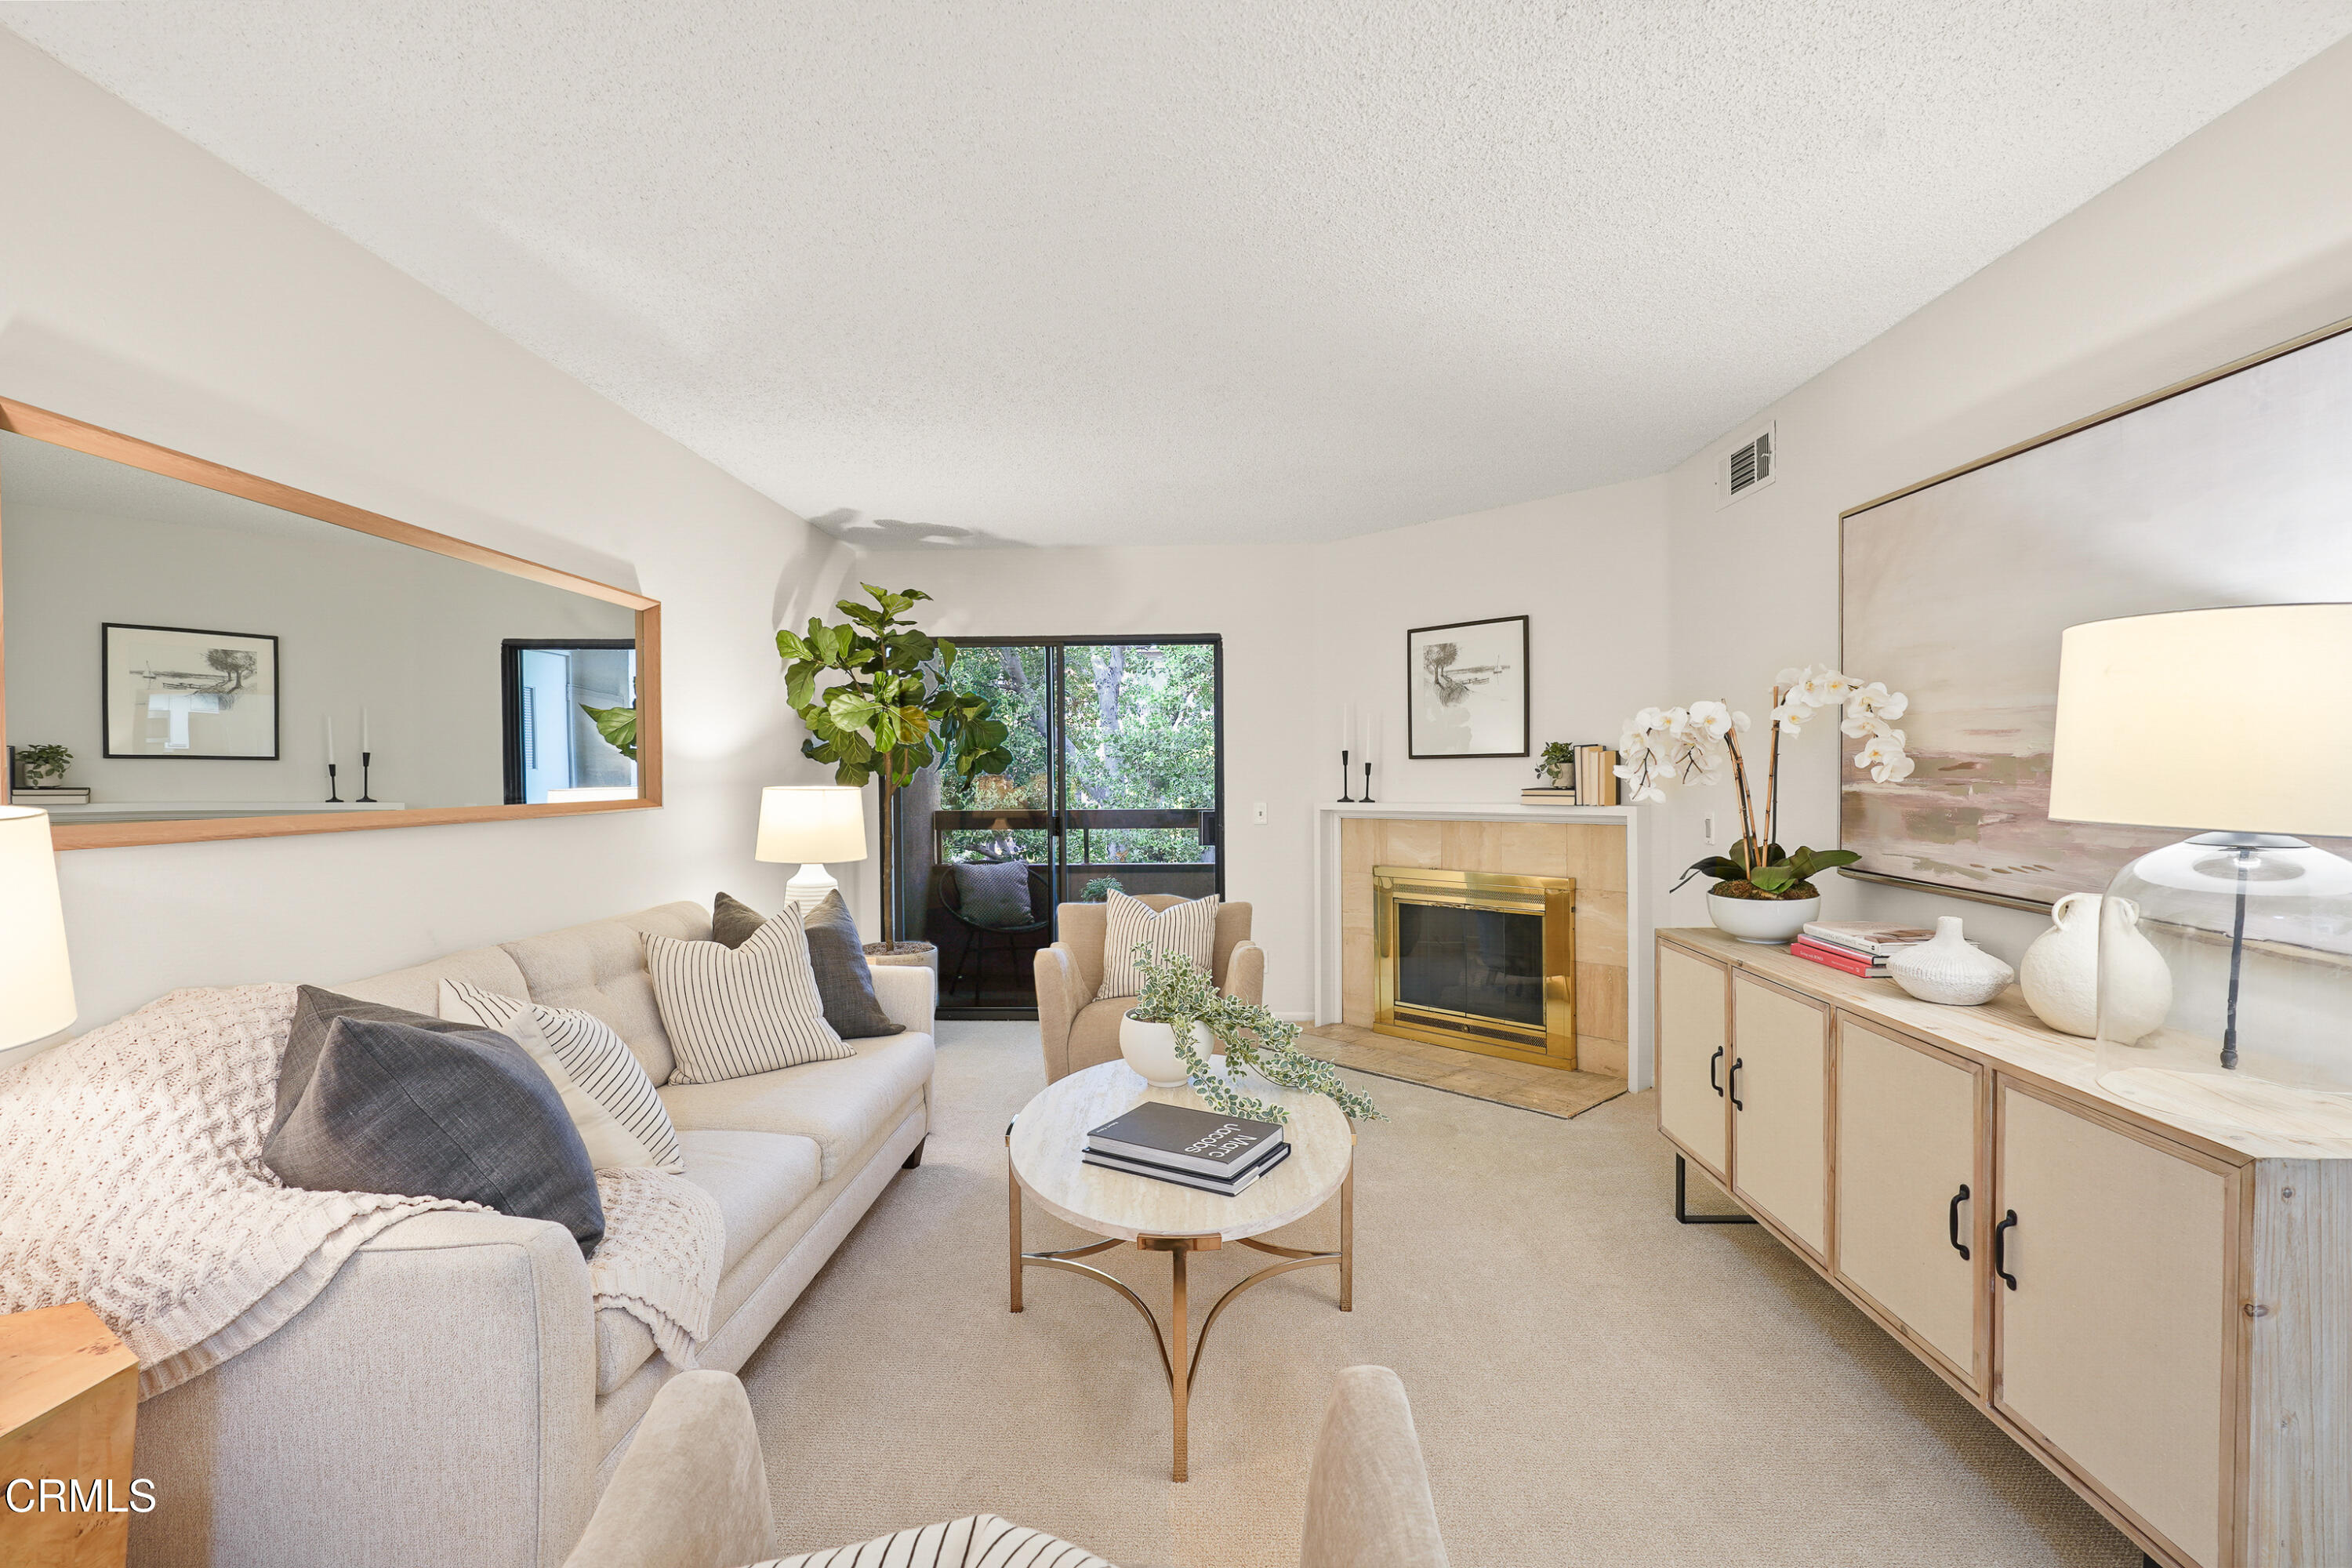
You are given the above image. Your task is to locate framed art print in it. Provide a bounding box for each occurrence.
[103,622,281,759]
[1406,615,1527,758]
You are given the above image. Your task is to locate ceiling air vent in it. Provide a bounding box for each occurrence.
[1717,423,1776,508]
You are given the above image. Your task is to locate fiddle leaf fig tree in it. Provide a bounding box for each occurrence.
[777,584,1015,788]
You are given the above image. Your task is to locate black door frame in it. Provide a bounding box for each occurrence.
[902,633,1225,1021]
[500,638,637,804]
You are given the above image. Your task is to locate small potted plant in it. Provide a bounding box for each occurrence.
[16,744,71,788]
[1121,947,1381,1123]
[1534,740,1577,789]
[1616,667,1914,944]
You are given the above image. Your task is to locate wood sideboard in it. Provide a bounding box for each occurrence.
[1654,927,2350,1568]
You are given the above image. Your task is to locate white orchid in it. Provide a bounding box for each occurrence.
[1617,665,1915,895]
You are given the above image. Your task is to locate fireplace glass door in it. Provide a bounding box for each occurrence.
[1374,865,1578,1069]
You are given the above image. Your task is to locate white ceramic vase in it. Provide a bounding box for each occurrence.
[1888,916,2014,1006]
[1706,892,1820,945]
[1119,1014,1214,1088]
[2019,892,2101,1036]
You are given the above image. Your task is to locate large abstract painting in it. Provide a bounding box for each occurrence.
[1841,321,2352,909]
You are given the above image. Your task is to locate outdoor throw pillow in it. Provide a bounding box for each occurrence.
[954,860,1033,928]
[712,890,903,1040]
[263,1012,604,1258]
[644,909,857,1084]
[437,978,684,1173]
[271,985,489,1140]
[1094,889,1221,1000]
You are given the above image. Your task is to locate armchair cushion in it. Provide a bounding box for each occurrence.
[753,1515,1111,1568]
[1093,889,1221,1000]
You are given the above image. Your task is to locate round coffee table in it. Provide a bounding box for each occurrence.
[1006,1058,1355,1481]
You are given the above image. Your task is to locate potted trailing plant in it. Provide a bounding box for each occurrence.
[1123,947,1381,1123]
[16,744,71,787]
[1617,666,1914,943]
[776,585,1013,788]
[1534,740,1576,789]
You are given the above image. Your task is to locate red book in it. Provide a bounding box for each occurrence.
[1791,938,1885,977]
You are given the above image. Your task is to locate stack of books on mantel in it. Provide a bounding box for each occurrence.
[10,786,90,807]
[1522,743,1620,807]
[1083,1102,1291,1196]
[1791,921,1933,979]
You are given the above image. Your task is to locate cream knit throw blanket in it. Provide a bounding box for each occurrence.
[0,983,724,1399]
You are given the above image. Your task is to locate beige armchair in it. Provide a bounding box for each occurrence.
[563,1364,1445,1568]
[1033,896,1262,1083]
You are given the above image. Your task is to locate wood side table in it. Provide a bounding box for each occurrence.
[1007,1060,1355,1481]
[1,1302,139,1566]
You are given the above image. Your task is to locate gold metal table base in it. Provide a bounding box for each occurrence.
[1007,1131,1354,1482]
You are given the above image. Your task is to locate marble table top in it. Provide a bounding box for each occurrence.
[1008,1058,1352,1242]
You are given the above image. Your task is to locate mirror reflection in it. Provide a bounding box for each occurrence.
[1,427,639,824]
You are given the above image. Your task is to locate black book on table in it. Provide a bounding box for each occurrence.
[1083,1141,1292,1196]
[1085,1100,1285,1177]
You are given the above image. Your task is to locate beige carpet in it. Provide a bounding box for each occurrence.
[737,1022,2138,1567]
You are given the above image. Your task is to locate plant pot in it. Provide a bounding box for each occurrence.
[1119,1014,1214,1089]
[1706,891,1820,945]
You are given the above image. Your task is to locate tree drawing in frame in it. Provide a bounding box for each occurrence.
[103,622,281,759]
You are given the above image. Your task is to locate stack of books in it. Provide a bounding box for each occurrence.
[1791,921,1933,978]
[1521,744,1619,807]
[10,786,90,807]
[1083,1102,1290,1196]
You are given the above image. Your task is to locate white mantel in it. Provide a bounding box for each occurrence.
[1312,801,1657,1091]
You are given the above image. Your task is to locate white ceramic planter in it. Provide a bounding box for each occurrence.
[1706,892,1820,945]
[1119,1014,1214,1088]
[1889,916,2014,1006]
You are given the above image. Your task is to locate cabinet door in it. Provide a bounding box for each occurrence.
[1730,975,1829,1257]
[1655,942,1729,1179]
[1835,1018,1983,1387]
[1994,1082,2234,1568]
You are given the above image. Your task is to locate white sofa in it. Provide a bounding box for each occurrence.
[127,901,936,1568]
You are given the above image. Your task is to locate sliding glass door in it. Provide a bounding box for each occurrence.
[887,636,1222,1018]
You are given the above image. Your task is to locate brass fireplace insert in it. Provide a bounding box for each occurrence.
[1372,865,1577,1069]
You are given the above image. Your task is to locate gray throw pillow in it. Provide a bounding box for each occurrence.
[711,890,904,1040]
[956,860,1033,928]
[263,1013,605,1258]
[273,985,488,1140]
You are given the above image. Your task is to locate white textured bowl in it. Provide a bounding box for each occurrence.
[1706,893,1820,945]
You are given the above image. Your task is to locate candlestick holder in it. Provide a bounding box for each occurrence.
[1362,760,1375,804]
[358,751,376,804]
[325,763,343,804]
[1338,748,1355,803]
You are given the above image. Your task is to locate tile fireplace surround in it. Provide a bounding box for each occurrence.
[1314,803,1656,1089]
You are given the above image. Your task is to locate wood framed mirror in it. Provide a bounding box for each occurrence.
[0,397,660,849]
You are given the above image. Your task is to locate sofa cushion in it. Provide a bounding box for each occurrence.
[266,1014,604,1258]
[1094,888,1220,1000]
[755,1515,1111,1568]
[271,985,488,1139]
[594,1129,821,1396]
[659,1032,935,1181]
[502,902,710,1086]
[715,891,903,1040]
[439,979,684,1174]
[646,916,855,1083]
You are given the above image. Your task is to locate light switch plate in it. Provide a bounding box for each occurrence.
[1252,801,1269,823]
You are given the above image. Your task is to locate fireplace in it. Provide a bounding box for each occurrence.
[1373,865,1577,1069]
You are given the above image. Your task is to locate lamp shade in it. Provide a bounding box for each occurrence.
[2048,604,2352,838]
[0,807,77,1061]
[754,786,869,865]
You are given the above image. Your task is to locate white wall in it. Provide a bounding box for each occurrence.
[1660,32,2352,967]
[0,31,853,1031]
[863,477,1671,1017]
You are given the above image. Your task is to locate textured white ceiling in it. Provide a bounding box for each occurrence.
[6,4,2349,546]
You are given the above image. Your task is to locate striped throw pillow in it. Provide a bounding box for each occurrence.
[1094,889,1221,1000]
[752,1515,1111,1568]
[644,909,855,1084]
[438,979,684,1174]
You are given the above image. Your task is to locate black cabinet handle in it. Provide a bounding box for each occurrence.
[1709,1047,1724,1096]
[1728,1057,1744,1111]
[1994,1209,2019,1290]
[1947,1183,1971,1260]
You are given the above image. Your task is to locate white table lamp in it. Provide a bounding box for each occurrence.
[0,806,78,1071]
[2049,603,2352,1127]
[756,786,869,914]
